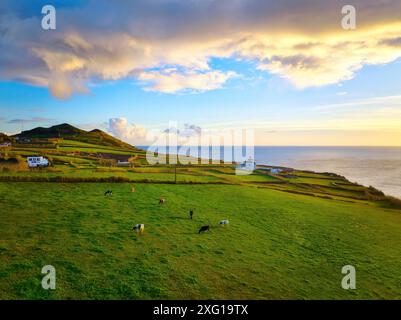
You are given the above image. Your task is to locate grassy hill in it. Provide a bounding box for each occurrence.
[15,123,85,138]
[14,123,136,150]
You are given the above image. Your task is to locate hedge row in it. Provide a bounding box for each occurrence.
[0,176,131,183]
[0,176,230,184]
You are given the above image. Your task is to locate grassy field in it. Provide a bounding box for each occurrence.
[1,182,401,299]
[1,133,401,299]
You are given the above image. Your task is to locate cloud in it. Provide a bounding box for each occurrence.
[313,94,401,111]
[1,1,401,98]
[164,127,180,135]
[164,123,202,137]
[138,69,237,93]
[181,124,202,137]
[108,118,148,143]
[380,37,401,47]
[6,117,54,124]
[244,29,401,88]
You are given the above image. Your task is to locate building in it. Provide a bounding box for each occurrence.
[27,156,49,168]
[117,161,131,167]
[237,157,256,171]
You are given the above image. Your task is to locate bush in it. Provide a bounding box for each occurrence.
[387,196,401,209]
[364,186,386,201]
[0,156,28,172]
[368,185,385,196]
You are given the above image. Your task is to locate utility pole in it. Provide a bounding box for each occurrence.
[174,163,177,184]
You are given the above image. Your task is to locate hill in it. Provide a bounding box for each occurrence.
[14,123,135,150]
[0,132,13,143]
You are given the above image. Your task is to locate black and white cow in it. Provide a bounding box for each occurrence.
[133,224,145,233]
[198,225,210,234]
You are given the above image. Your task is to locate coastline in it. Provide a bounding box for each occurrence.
[140,145,401,200]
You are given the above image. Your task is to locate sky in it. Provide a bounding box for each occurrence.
[1,0,401,146]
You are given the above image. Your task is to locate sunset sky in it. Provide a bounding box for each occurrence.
[1,0,401,146]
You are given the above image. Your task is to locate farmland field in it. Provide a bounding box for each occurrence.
[1,131,401,300]
[1,182,401,299]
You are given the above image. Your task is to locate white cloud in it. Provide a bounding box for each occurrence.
[108,118,148,144]
[181,124,202,137]
[164,123,202,137]
[138,69,237,93]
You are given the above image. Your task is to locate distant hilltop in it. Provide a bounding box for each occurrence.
[12,123,135,150]
[0,132,13,143]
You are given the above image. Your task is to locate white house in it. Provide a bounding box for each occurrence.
[117,161,131,167]
[237,157,256,171]
[27,156,49,168]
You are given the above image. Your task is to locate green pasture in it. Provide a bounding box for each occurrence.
[0,183,401,299]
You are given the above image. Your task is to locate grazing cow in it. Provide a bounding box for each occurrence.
[104,190,113,196]
[132,224,145,233]
[189,210,194,220]
[219,220,229,226]
[198,225,210,234]
[159,198,165,205]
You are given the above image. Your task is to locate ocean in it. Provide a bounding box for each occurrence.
[141,146,401,199]
[253,147,401,199]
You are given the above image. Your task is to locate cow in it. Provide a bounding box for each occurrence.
[131,186,136,193]
[198,225,210,234]
[159,198,165,205]
[189,210,194,220]
[219,220,229,226]
[104,190,113,196]
[132,224,145,233]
